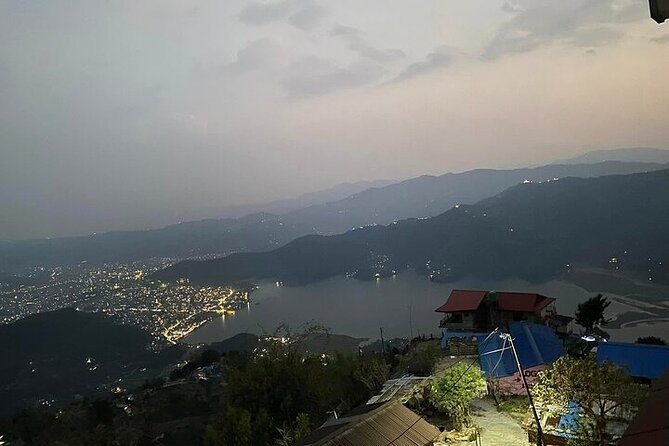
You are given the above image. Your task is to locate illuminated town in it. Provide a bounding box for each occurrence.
[0,258,251,344]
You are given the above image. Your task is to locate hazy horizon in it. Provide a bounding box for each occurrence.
[3,1,669,240]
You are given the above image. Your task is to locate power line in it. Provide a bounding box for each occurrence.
[384,328,501,445]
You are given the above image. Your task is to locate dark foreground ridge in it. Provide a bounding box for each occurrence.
[0,308,184,416]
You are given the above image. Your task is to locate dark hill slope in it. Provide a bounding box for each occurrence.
[0,308,183,416]
[155,169,669,286]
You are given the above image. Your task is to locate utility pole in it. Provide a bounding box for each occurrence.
[500,332,544,446]
[409,302,414,340]
[380,327,385,355]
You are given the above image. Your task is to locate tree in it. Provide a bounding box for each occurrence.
[275,413,312,446]
[224,324,388,444]
[429,361,487,429]
[636,336,667,345]
[223,405,253,446]
[532,356,648,446]
[575,294,611,332]
[203,424,224,446]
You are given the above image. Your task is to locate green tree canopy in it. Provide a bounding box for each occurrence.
[575,294,611,332]
[224,325,388,443]
[532,356,648,446]
[428,361,487,429]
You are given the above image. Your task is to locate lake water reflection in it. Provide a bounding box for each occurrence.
[185,272,642,344]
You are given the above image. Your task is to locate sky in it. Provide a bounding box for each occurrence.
[1,0,669,240]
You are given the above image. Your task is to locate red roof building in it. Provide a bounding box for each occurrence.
[435,289,562,332]
[497,292,555,313]
[434,290,487,312]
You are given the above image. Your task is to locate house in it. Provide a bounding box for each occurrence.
[478,322,564,395]
[295,400,439,446]
[435,289,565,332]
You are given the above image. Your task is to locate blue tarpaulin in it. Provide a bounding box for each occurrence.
[556,402,580,437]
[478,322,564,378]
[596,342,669,379]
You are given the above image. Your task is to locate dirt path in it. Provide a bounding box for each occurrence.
[470,398,530,446]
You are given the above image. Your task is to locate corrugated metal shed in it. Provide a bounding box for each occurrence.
[479,322,564,378]
[296,401,439,446]
[366,375,429,405]
[596,342,669,379]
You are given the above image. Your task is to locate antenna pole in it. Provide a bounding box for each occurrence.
[501,332,543,446]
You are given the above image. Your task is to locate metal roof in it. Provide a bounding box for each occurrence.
[366,375,430,405]
[296,401,439,446]
[435,290,556,314]
[496,292,555,313]
[596,342,669,379]
[618,368,669,445]
[434,289,487,313]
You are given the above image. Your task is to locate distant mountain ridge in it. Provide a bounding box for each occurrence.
[214,178,396,219]
[1,160,666,272]
[558,147,669,165]
[155,169,669,286]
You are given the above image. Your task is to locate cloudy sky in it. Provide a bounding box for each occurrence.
[2,0,669,240]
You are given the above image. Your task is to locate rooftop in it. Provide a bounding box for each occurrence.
[435,289,555,314]
[435,289,487,312]
[296,400,439,446]
[618,368,669,445]
[596,342,669,380]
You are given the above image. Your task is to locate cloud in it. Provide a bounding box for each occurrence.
[227,39,283,72]
[239,0,326,30]
[282,56,386,97]
[569,26,624,47]
[331,25,405,62]
[388,48,453,83]
[501,1,522,14]
[288,2,327,30]
[483,0,645,59]
[651,34,669,43]
[238,1,293,25]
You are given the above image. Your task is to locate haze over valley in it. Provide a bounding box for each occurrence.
[2,2,669,443]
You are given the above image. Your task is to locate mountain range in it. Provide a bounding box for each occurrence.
[1,160,666,272]
[155,169,669,286]
[558,147,669,165]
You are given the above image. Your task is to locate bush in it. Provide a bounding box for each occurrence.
[429,361,487,429]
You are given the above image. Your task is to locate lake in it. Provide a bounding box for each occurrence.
[184,271,669,344]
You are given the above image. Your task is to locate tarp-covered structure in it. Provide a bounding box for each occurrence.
[478,321,564,379]
[596,342,669,380]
